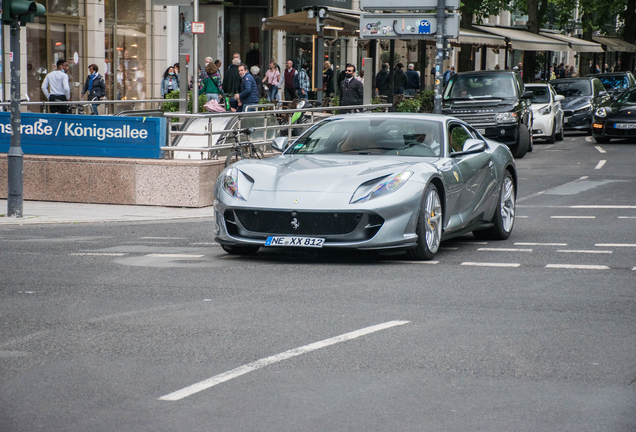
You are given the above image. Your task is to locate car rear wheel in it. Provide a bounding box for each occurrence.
[511,125,530,159]
[594,137,611,144]
[221,244,260,255]
[473,171,515,240]
[407,184,442,261]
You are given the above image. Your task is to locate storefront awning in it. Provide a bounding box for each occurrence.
[592,36,636,53]
[451,29,506,47]
[475,25,569,51]
[540,32,604,53]
[262,8,360,37]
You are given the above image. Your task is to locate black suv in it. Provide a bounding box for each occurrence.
[442,70,533,158]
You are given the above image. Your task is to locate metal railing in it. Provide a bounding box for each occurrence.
[0,98,186,116]
[161,103,392,160]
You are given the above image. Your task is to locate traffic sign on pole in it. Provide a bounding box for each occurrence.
[360,0,459,11]
[359,13,459,39]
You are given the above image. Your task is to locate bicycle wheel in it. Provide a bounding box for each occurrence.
[250,145,264,160]
[225,150,243,167]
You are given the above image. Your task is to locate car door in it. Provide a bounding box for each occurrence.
[446,122,498,230]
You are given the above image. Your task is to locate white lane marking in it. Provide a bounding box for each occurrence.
[594,160,607,170]
[595,243,636,247]
[517,176,588,203]
[633,267,636,271]
[517,215,529,218]
[70,253,128,256]
[159,320,410,401]
[585,136,594,142]
[594,145,606,154]
[440,247,458,250]
[571,205,636,209]
[551,216,595,219]
[461,262,520,268]
[515,242,567,246]
[146,254,205,258]
[546,264,610,270]
[618,216,636,219]
[557,250,613,254]
[477,248,532,252]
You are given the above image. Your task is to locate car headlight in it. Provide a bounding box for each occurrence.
[495,112,518,123]
[574,103,592,113]
[350,171,413,204]
[538,105,551,115]
[222,167,247,201]
[595,107,609,118]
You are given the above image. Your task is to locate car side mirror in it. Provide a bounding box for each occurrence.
[522,91,534,99]
[555,94,565,102]
[452,139,487,157]
[271,136,289,152]
[563,110,574,118]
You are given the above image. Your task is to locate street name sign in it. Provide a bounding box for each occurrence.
[359,13,459,39]
[360,0,459,11]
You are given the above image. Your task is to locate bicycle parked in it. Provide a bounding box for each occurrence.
[222,127,264,167]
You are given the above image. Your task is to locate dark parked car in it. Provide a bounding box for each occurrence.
[551,77,610,134]
[442,70,533,159]
[592,86,636,143]
[595,72,636,95]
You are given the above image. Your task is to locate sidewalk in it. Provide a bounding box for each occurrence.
[0,200,215,225]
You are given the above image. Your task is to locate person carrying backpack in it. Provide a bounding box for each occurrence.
[283,60,298,101]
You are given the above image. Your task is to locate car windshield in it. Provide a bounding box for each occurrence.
[598,75,629,90]
[444,74,517,100]
[286,118,444,157]
[552,81,592,97]
[528,86,550,104]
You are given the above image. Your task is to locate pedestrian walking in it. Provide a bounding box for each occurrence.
[283,60,298,101]
[251,66,264,99]
[298,63,310,100]
[375,63,390,98]
[405,63,420,96]
[323,61,334,97]
[263,61,280,101]
[160,66,179,98]
[41,59,70,114]
[339,64,363,113]
[202,62,223,102]
[393,63,407,95]
[81,64,105,115]
[234,63,260,112]
[223,58,242,95]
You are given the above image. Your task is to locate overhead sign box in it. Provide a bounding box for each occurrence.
[360,0,459,11]
[359,13,460,39]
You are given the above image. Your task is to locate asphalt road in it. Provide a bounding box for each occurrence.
[1,133,635,431]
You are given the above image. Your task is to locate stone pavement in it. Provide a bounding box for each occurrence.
[0,200,215,225]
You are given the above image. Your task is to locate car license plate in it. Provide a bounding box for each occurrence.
[476,128,486,134]
[265,236,325,248]
[615,123,636,129]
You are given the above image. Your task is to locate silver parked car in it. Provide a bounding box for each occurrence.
[213,113,517,260]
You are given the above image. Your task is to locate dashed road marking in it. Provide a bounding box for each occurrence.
[546,264,610,270]
[618,216,636,219]
[70,253,128,256]
[158,320,411,401]
[594,145,606,154]
[595,243,636,247]
[515,242,567,246]
[551,216,595,219]
[146,254,205,258]
[595,160,607,170]
[478,247,532,252]
[585,136,594,142]
[571,205,636,209]
[557,249,613,254]
[440,247,459,250]
[461,262,520,268]
[517,215,529,218]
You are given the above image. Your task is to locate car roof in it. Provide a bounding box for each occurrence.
[330,113,461,122]
[595,72,629,77]
[551,77,595,81]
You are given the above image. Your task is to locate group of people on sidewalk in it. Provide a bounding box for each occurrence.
[374,62,423,98]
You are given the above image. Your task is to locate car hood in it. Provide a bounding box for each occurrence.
[605,102,636,119]
[231,154,434,193]
[561,96,592,110]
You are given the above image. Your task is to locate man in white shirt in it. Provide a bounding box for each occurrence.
[41,59,70,114]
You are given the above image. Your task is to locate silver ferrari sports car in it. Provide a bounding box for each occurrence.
[213,113,517,260]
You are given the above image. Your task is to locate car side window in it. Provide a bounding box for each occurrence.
[593,79,604,95]
[449,124,473,153]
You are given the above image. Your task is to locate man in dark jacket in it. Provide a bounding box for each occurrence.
[375,63,390,98]
[340,64,363,113]
[223,58,242,95]
[235,64,260,112]
[404,63,420,96]
[81,64,106,115]
[393,63,407,95]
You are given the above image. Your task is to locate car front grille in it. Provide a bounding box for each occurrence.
[224,209,385,241]
[451,113,497,125]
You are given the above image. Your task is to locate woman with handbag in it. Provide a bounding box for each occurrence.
[264,61,280,101]
[202,62,223,102]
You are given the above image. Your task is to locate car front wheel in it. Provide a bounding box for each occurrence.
[407,183,442,261]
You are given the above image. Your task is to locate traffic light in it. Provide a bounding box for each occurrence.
[1,0,46,24]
